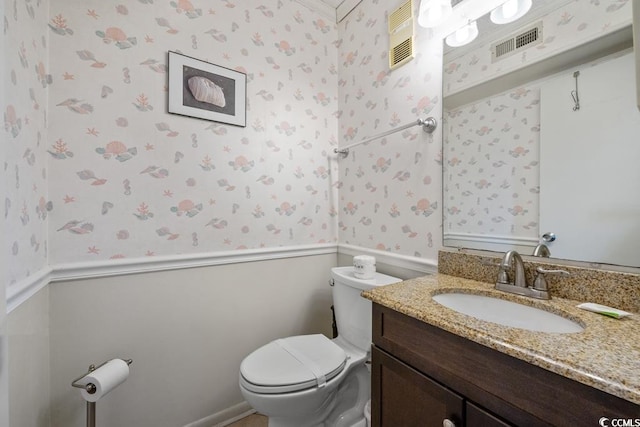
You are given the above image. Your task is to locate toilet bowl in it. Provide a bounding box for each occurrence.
[239,266,402,427]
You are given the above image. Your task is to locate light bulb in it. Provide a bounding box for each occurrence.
[454,26,469,43]
[430,5,442,23]
[445,21,478,47]
[418,0,453,28]
[502,0,518,19]
[490,0,532,25]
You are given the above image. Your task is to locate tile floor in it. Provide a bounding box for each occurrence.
[226,413,268,427]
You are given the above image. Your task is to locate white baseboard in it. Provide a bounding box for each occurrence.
[183,401,255,427]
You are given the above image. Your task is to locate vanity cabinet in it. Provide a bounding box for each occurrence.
[371,303,639,426]
[372,346,510,427]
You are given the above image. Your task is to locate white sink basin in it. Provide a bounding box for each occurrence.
[432,293,584,334]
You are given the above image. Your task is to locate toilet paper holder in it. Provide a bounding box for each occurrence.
[71,358,132,427]
[71,358,133,395]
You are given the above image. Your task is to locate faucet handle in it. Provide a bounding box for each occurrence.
[532,267,570,291]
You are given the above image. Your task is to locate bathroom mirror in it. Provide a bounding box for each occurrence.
[442,0,640,268]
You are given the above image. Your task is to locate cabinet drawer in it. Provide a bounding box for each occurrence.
[373,303,639,426]
[467,402,513,427]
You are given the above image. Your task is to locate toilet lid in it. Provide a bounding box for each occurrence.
[240,334,347,394]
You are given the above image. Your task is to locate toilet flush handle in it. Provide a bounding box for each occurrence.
[329,279,335,287]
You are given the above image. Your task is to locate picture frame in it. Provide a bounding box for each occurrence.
[168,51,246,127]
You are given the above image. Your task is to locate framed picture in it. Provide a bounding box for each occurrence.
[168,51,246,127]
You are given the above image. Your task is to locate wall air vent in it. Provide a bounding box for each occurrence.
[388,0,412,31]
[491,22,543,63]
[388,0,415,70]
[391,38,413,68]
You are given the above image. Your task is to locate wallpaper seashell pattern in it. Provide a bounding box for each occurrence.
[4,0,50,287]
[3,0,346,278]
[444,87,540,240]
[336,0,444,261]
[43,0,341,263]
[188,76,226,108]
[4,0,632,288]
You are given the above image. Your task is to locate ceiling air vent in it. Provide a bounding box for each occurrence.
[491,22,543,63]
[388,0,414,70]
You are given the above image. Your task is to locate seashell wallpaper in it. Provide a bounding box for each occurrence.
[3,0,631,290]
[4,0,50,288]
[3,0,447,287]
[4,0,344,287]
[443,87,540,240]
[336,0,444,261]
[44,0,340,265]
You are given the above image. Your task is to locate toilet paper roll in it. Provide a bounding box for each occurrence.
[78,359,130,402]
[353,255,376,279]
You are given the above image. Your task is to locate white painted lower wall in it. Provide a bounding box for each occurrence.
[0,296,9,427]
[7,286,50,427]
[0,247,8,427]
[6,245,435,427]
[47,254,337,427]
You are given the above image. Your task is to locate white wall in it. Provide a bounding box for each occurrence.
[540,52,640,267]
[48,254,336,427]
[7,288,50,427]
[1,0,11,424]
[0,317,8,427]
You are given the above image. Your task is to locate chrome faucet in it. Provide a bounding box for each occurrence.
[532,243,551,257]
[497,250,527,288]
[494,250,570,300]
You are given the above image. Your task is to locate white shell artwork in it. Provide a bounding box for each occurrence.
[187,76,226,108]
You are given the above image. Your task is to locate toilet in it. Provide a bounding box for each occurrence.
[239,266,402,427]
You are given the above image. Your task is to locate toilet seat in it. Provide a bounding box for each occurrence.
[240,334,347,394]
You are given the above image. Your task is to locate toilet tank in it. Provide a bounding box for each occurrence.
[330,266,402,352]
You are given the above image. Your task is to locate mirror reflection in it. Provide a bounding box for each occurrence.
[442,0,639,267]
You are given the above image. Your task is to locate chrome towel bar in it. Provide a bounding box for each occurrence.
[334,117,437,157]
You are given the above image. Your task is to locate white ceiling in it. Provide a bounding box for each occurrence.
[294,0,363,23]
[321,0,344,7]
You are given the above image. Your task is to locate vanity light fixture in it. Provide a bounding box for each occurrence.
[417,0,453,28]
[445,20,478,47]
[490,0,532,25]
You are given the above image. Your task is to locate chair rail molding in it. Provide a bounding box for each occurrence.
[7,244,338,313]
[338,243,438,274]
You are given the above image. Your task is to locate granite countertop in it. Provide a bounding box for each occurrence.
[362,273,640,405]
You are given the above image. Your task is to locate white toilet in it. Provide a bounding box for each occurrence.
[239,266,401,427]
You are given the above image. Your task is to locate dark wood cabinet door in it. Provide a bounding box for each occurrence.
[373,303,639,426]
[466,402,513,427]
[372,346,464,427]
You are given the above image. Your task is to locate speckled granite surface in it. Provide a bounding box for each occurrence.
[362,274,640,405]
[439,250,640,313]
